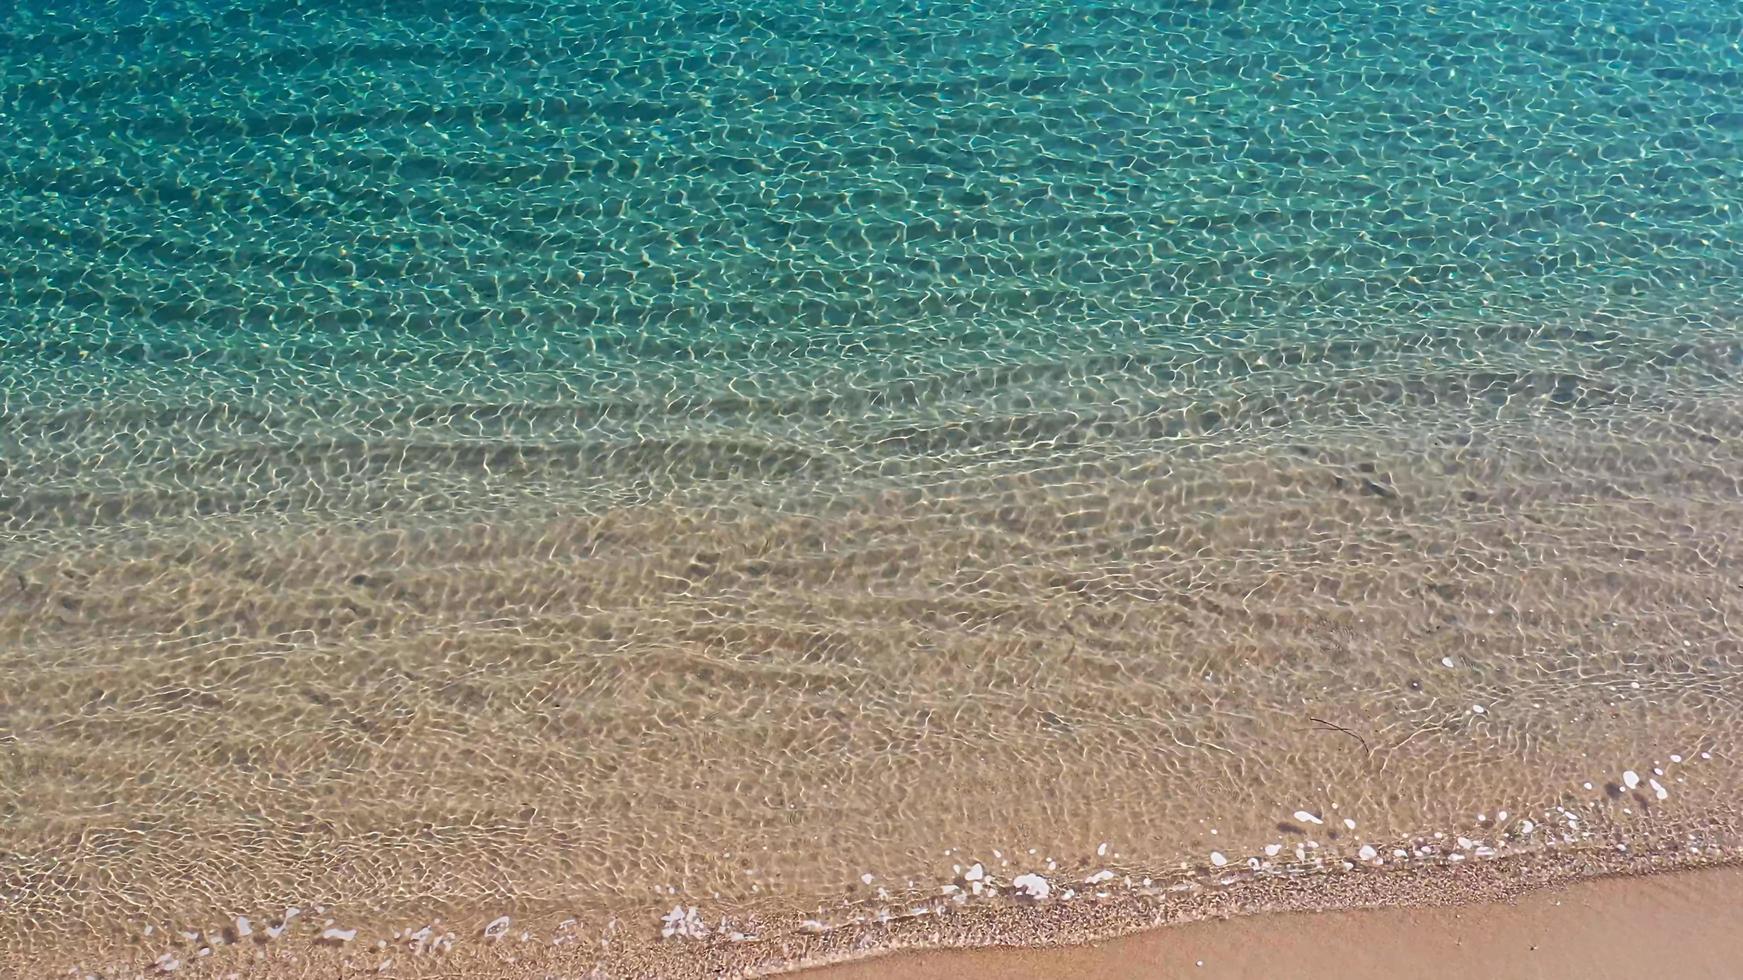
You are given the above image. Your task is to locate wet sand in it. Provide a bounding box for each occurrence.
[811,865,1743,980]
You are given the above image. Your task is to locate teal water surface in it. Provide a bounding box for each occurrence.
[4,0,1741,440]
[3,0,1743,530]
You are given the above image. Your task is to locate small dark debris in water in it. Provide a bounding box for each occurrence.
[1309,716,1368,751]
[1277,821,1307,835]
[1360,479,1397,499]
[1604,782,1624,799]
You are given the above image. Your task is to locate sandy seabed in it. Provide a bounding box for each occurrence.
[7,331,1743,980]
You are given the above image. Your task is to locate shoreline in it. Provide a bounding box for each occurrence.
[809,863,1743,980]
[17,833,1741,978]
[745,842,1743,980]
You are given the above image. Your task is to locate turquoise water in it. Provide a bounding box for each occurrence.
[5,0,1742,535]
[4,0,1743,973]
[6,1,1741,416]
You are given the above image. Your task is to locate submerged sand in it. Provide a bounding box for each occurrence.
[6,330,1743,976]
[3,353,1743,969]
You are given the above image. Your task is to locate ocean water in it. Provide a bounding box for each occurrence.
[3,0,1743,974]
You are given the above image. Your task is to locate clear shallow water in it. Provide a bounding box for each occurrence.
[2,0,1743,973]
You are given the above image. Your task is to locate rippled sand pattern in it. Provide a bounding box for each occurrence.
[3,0,1743,975]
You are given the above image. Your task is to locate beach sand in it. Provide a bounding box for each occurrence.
[811,865,1743,980]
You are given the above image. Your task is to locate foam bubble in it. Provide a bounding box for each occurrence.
[659,907,708,941]
[1012,874,1051,900]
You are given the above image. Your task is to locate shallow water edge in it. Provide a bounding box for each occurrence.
[812,863,1743,980]
[14,814,1741,979]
